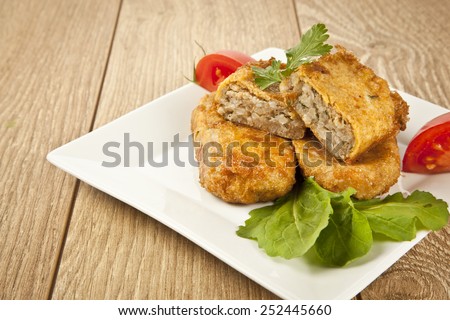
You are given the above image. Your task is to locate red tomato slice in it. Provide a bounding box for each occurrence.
[195,50,255,91]
[403,112,450,174]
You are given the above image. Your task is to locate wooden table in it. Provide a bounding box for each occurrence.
[1,0,449,299]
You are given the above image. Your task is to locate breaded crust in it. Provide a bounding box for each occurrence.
[296,46,409,162]
[192,93,296,204]
[292,135,401,199]
[390,91,409,131]
[214,60,306,140]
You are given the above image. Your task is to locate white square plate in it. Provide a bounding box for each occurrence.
[47,48,449,299]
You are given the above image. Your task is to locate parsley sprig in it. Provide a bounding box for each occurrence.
[252,23,333,90]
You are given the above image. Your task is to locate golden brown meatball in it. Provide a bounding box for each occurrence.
[283,46,409,163]
[192,93,296,204]
[293,135,401,199]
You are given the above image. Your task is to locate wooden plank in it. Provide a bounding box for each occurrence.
[294,0,450,299]
[52,0,301,299]
[0,0,121,299]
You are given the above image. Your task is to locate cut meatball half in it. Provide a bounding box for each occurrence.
[215,60,306,140]
[281,46,409,163]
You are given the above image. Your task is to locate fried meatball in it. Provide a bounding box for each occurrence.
[192,93,296,204]
[282,46,409,163]
[293,135,401,199]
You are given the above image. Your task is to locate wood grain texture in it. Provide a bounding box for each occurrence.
[5,0,448,300]
[51,0,301,299]
[0,0,121,298]
[294,0,450,299]
[294,0,450,108]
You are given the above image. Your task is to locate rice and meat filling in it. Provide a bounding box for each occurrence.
[215,61,307,140]
[217,83,306,140]
[280,72,354,160]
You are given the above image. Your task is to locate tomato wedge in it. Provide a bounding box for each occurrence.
[403,112,450,174]
[195,50,255,91]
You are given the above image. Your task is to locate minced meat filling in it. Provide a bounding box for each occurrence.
[280,74,354,159]
[295,82,354,159]
[217,84,305,139]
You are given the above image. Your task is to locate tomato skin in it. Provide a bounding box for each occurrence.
[195,50,255,91]
[403,112,450,174]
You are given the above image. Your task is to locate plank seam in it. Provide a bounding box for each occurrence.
[87,0,124,134]
[46,0,124,299]
[291,0,303,36]
[46,180,80,299]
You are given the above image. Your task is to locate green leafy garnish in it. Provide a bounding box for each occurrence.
[315,188,373,266]
[354,191,449,241]
[237,177,449,267]
[252,60,284,90]
[251,23,333,89]
[284,23,333,74]
[237,178,334,258]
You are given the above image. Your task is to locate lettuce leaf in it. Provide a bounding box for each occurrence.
[354,191,449,241]
[237,178,334,258]
[315,189,373,266]
[237,177,449,267]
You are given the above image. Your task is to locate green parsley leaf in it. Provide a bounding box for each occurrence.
[252,23,333,89]
[251,60,283,90]
[284,23,333,76]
